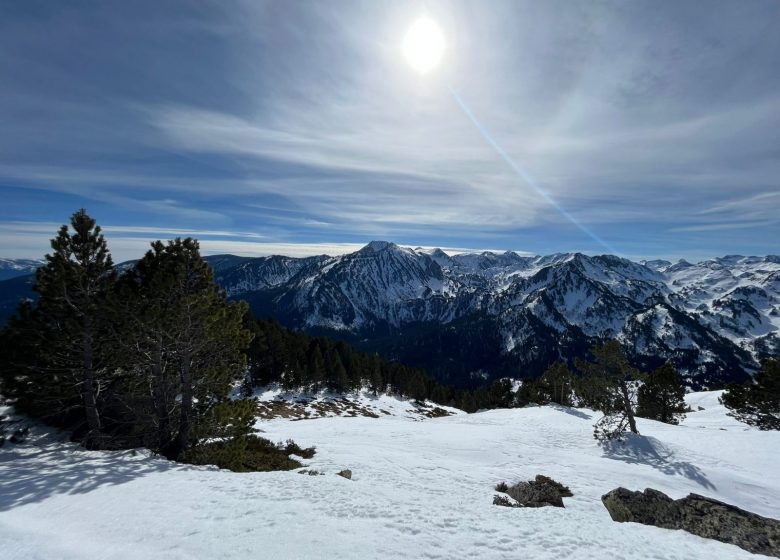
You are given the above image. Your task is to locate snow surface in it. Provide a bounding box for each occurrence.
[1,391,779,559]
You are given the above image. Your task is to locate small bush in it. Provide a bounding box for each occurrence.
[184,435,316,472]
[283,439,316,459]
[298,469,323,476]
[495,481,509,493]
[535,474,573,497]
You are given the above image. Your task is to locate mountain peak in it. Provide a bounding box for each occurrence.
[361,240,398,253]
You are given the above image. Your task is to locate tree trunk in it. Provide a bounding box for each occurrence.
[619,380,639,434]
[171,351,193,459]
[81,331,104,449]
[151,337,170,451]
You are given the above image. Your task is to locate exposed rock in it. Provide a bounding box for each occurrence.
[506,481,564,508]
[602,488,780,558]
[493,475,572,508]
[337,469,352,480]
[492,494,516,508]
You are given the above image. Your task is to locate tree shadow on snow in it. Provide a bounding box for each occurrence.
[548,404,592,420]
[600,434,716,491]
[0,440,181,512]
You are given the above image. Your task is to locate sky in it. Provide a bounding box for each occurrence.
[1,0,778,263]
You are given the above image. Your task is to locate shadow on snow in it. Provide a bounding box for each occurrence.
[0,440,180,512]
[547,404,593,420]
[600,434,716,491]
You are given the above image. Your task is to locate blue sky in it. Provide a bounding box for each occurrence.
[1,0,778,262]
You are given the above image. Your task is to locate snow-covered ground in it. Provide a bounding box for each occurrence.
[253,386,462,420]
[1,391,778,559]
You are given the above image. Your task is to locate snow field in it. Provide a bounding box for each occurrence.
[0,391,778,559]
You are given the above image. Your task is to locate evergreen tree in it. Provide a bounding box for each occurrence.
[368,356,384,395]
[576,341,643,441]
[2,210,117,448]
[459,391,477,413]
[721,358,780,430]
[515,378,546,407]
[489,378,514,408]
[540,362,575,406]
[637,363,687,424]
[118,238,252,459]
[0,302,50,419]
[307,344,326,391]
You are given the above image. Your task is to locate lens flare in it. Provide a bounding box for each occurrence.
[449,87,618,254]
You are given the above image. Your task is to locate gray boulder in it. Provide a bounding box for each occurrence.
[602,488,780,558]
[505,480,565,508]
[336,469,352,480]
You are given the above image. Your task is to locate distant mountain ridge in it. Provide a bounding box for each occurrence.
[211,242,778,388]
[0,258,43,281]
[1,245,778,388]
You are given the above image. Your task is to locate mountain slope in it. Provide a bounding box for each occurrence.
[0,259,42,282]
[222,244,778,388]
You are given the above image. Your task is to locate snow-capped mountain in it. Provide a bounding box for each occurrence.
[216,242,778,388]
[0,258,43,282]
[0,245,776,387]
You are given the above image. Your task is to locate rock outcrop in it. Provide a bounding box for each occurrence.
[494,475,572,508]
[602,487,780,558]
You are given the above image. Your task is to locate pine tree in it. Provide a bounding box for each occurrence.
[540,362,575,406]
[637,363,688,424]
[307,344,326,392]
[515,378,546,407]
[576,341,643,441]
[489,378,514,408]
[721,358,780,430]
[368,355,384,395]
[118,238,252,459]
[459,391,477,413]
[8,210,117,448]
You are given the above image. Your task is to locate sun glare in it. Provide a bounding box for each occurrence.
[402,16,445,74]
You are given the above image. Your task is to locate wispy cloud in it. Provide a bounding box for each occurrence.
[0,1,778,260]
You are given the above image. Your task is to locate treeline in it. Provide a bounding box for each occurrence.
[721,358,780,430]
[465,341,690,440]
[244,318,456,404]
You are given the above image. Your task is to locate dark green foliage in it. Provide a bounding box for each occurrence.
[534,474,573,497]
[721,358,780,430]
[495,481,509,493]
[0,210,116,448]
[539,362,576,406]
[186,434,315,472]
[489,378,514,408]
[515,378,547,407]
[574,372,617,411]
[0,212,316,473]
[244,317,453,405]
[516,363,576,407]
[637,363,688,425]
[459,391,477,413]
[576,341,643,441]
[282,439,316,459]
[115,238,253,460]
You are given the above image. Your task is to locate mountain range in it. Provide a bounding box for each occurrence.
[1,242,778,388]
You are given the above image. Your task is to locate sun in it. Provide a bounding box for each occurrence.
[402,16,445,75]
